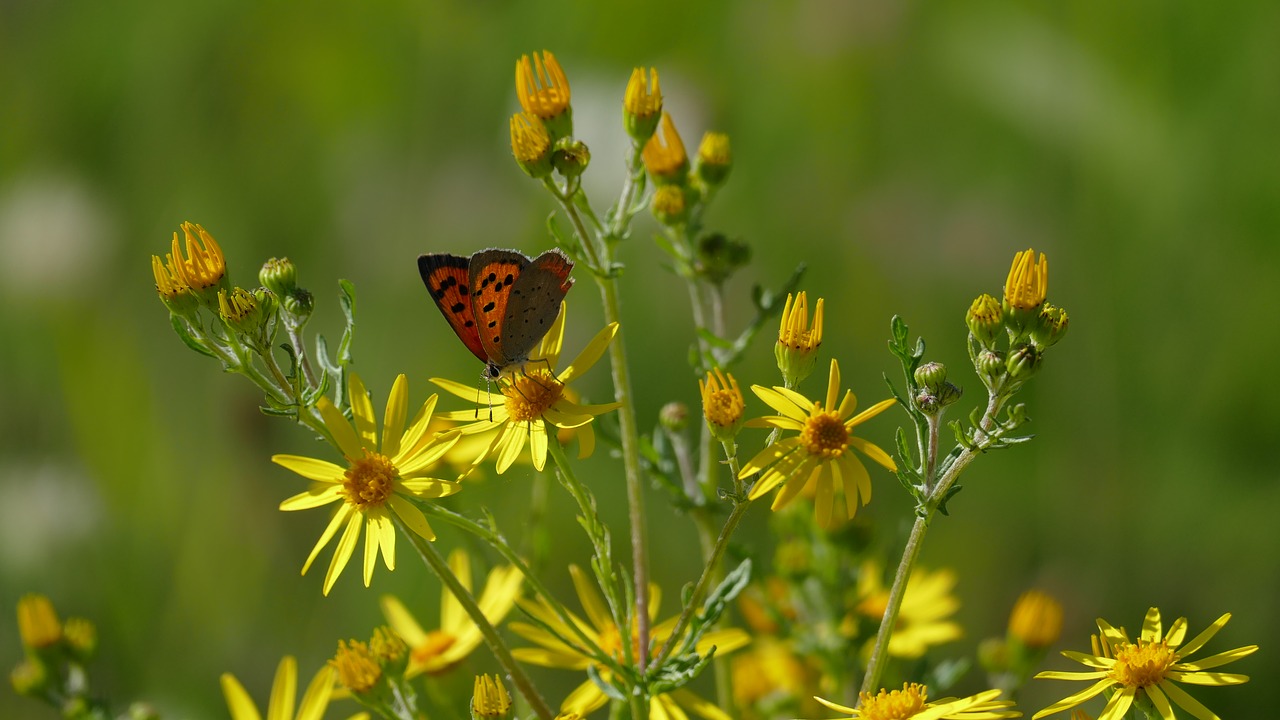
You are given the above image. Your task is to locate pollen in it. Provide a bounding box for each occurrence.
[858,683,928,720]
[1109,639,1177,688]
[342,450,399,510]
[801,410,848,458]
[503,370,564,422]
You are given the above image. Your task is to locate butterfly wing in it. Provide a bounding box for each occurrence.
[417,253,488,363]
[495,249,576,366]
[467,249,533,368]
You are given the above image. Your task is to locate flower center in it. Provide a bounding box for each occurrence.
[801,410,848,457]
[503,370,564,423]
[705,389,743,428]
[343,450,399,510]
[857,683,928,720]
[412,630,458,670]
[1109,640,1176,688]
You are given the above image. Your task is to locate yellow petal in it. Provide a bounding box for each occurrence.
[1141,607,1164,643]
[569,565,612,633]
[381,375,409,458]
[441,548,472,634]
[348,373,378,451]
[279,484,344,511]
[558,322,618,385]
[302,505,352,576]
[317,396,364,460]
[296,665,336,720]
[846,397,898,427]
[750,385,811,422]
[379,595,430,647]
[398,478,462,498]
[1030,677,1113,719]
[389,495,436,542]
[849,436,896,472]
[495,423,528,474]
[529,419,549,471]
[1176,613,1232,658]
[221,672,264,720]
[824,359,840,411]
[323,511,363,595]
[272,455,345,483]
[373,510,396,572]
[1158,680,1219,720]
[431,376,487,402]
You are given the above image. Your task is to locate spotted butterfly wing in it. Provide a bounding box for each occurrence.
[417,253,487,364]
[467,249,571,374]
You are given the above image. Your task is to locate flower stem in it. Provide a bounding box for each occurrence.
[395,516,555,720]
[857,512,929,699]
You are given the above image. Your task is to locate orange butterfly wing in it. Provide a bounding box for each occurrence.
[467,249,531,368]
[418,253,487,363]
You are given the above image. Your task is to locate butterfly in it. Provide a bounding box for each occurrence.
[417,248,575,379]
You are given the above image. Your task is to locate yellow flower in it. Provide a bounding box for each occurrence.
[1008,589,1063,650]
[739,359,897,528]
[624,67,663,141]
[700,368,745,442]
[509,565,749,719]
[331,639,382,695]
[516,50,571,137]
[643,112,689,182]
[775,292,824,386]
[510,112,553,178]
[472,674,514,719]
[380,548,523,677]
[1003,248,1048,311]
[169,221,228,300]
[1033,607,1257,720]
[852,563,962,659]
[16,594,61,650]
[696,132,732,187]
[151,253,199,315]
[651,184,688,226]
[816,683,1019,720]
[274,373,462,595]
[433,302,620,474]
[221,656,367,720]
[731,638,815,715]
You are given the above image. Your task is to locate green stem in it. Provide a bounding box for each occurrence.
[395,516,555,720]
[607,144,646,240]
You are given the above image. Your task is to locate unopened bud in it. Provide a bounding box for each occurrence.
[552,138,591,179]
[284,288,314,320]
[9,659,48,697]
[976,350,1006,386]
[695,132,731,188]
[651,185,689,226]
[1006,344,1042,382]
[1032,303,1069,349]
[660,402,689,432]
[259,257,297,298]
[966,294,1003,349]
[63,617,97,661]
[914,362,948,394]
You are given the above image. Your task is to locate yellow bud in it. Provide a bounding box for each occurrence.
[471,674,512,719]
[623,67,662,141]
[510,112,554,179]
[16,594,61,650]
[696,132,731,187]
[331,639,382,695]
[1008,589,1063,649]
[642,112,689,183]
[516,50,572,139]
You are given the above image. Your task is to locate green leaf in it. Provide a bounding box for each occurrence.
[170,315,217,358]
[586,664,627,701]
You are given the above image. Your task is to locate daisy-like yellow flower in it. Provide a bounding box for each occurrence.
[739,359,897,528]
[731,637,816,716]
[851,563,963,659]
[1033,607,1257,720]
[433,302,620,474]
[380,548,523,678]
[221,656,368,720]
[816,683,1020,720]
[274,373,462,595]
[510,565,749,719]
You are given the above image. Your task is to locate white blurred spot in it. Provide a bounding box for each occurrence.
[0,462,102,573]
[0,172,115,302]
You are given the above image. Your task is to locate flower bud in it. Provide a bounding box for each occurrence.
[1003,249,1049,339]
[700,369,745,443]
[651,184,688,226]
[695,132,732,188]
[643,112,689,185]
[471,674,513,720]
[775,292,823,388]
[976,349,1006,386]
[552,138,591,179]
[331,639,383,696]
[623,67,662,142]
[1008,589,1063,650]
[151,254,200,317]
[17,594,61,650]
[259,257,297,298]
[1032,303,1068,349]
[516,50,572,140]
[966,293,1003,350]
[63,617,97,661]
[659,402,689,432]
[1006,344,1042,382]
[170,222,230,306]
[977,636,1010,675]
[370,626,408,677]
[125,703,162,720]
[9,659,48,697]
[284,288,314,321]
[218,287,268,336]
[694,233,751,285]
[510,112,554,179]
[914,362,948,394]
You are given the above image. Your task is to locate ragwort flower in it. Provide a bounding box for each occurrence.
[816,683,1019,719]
[1033,607,1257,720]
[851,563,963,659]
[274,373,461,595]
[380,548,522,678]
[739,359,897,528]
[433,302,620,474]
[510,566,749,719]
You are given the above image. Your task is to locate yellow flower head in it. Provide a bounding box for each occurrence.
[1008,589,1063,650]
[472,675,513,719]
[739,359,897,528]
[965,293,1002,349]
[816,683,1019,720]
[643,112,689,182]
[516,51,572,137]
[380,548,523,678]
[510,565,748,720]
[699,368,745,442]
[775,292,824,387]
[170,221,228,299]
[731,638,813,712]
[651,184,688,226]
[624,67,663,140]
[16,594,61,650]
[853,563,962,659]
[1004,248,1048,311]
[433,302,620,475]
[1034,607,1257,720]
[151,253,199,315]
[273,373,462,595]
[62,617,97,660]
[222,656,353,720]
[510,112,553,179]
[331,639,382,695]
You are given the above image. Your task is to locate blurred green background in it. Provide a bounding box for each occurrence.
[2,0,1278,717]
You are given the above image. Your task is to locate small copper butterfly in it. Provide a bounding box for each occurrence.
[417,248,574,379]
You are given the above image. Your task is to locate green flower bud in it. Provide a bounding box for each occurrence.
[775,292,823,388]
[623,67,662,142]
[552,138,591,179]
[370,626,408,677]
[63,617,97,661]
[126,703,162,720]
[651,184,689,226]
[284,288,314,321]
[9,658,48,697]
[695,132,732,188]
[1006,344,1042,382]
[914,362,948,394]
[977,349,1006,386]
[218,287,268,336]
[966,293,1003,349]
[1032,303,1068,349]
[659,401,689,433]
[259,257,298,298]
[694,233,751,285]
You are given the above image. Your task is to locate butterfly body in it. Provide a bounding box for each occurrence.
[418,248,574,379]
